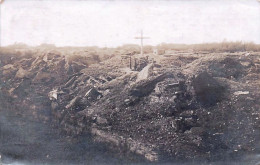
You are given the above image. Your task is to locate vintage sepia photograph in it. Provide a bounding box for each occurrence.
[0,0,259,164]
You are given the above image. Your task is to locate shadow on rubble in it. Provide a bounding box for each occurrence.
[191,71,228,107]
[0,108,146,165]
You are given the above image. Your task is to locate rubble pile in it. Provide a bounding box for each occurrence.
[0,49,101,120]
[0,48,259,163]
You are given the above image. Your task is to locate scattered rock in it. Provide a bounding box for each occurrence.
[85,88,102,101]
[95,116,108,125]
[190,127,205,135]
[51,101,59,111]
[33,71,52,83]
[1,49,259,163]
[2,64,18,78]
[49,89,58,100]
[65,96,81,109]
[15,67,31,79]
[234,91,249,96]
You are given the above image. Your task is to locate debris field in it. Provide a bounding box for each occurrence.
[0,47,259,162]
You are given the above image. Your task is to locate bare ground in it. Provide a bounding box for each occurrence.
[0,47,259,164]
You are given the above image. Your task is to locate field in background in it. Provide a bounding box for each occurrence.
[1,41,260,56]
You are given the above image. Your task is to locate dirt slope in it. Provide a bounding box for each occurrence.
[0,48,259,163]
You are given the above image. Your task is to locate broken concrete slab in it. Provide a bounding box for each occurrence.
[136,64,153,82]
[130,73,172,97]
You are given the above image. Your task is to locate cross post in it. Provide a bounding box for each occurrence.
[134,30,149,56]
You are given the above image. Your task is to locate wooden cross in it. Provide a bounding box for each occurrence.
[134,30,149,56]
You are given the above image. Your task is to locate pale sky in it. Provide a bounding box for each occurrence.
[1,0,260,47]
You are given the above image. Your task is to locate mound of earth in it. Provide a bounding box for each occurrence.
[0,48,259,163]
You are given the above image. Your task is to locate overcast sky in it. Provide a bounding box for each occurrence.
[1,0,260,47]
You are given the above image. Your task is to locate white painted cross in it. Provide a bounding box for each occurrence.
[134,30,150,56]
